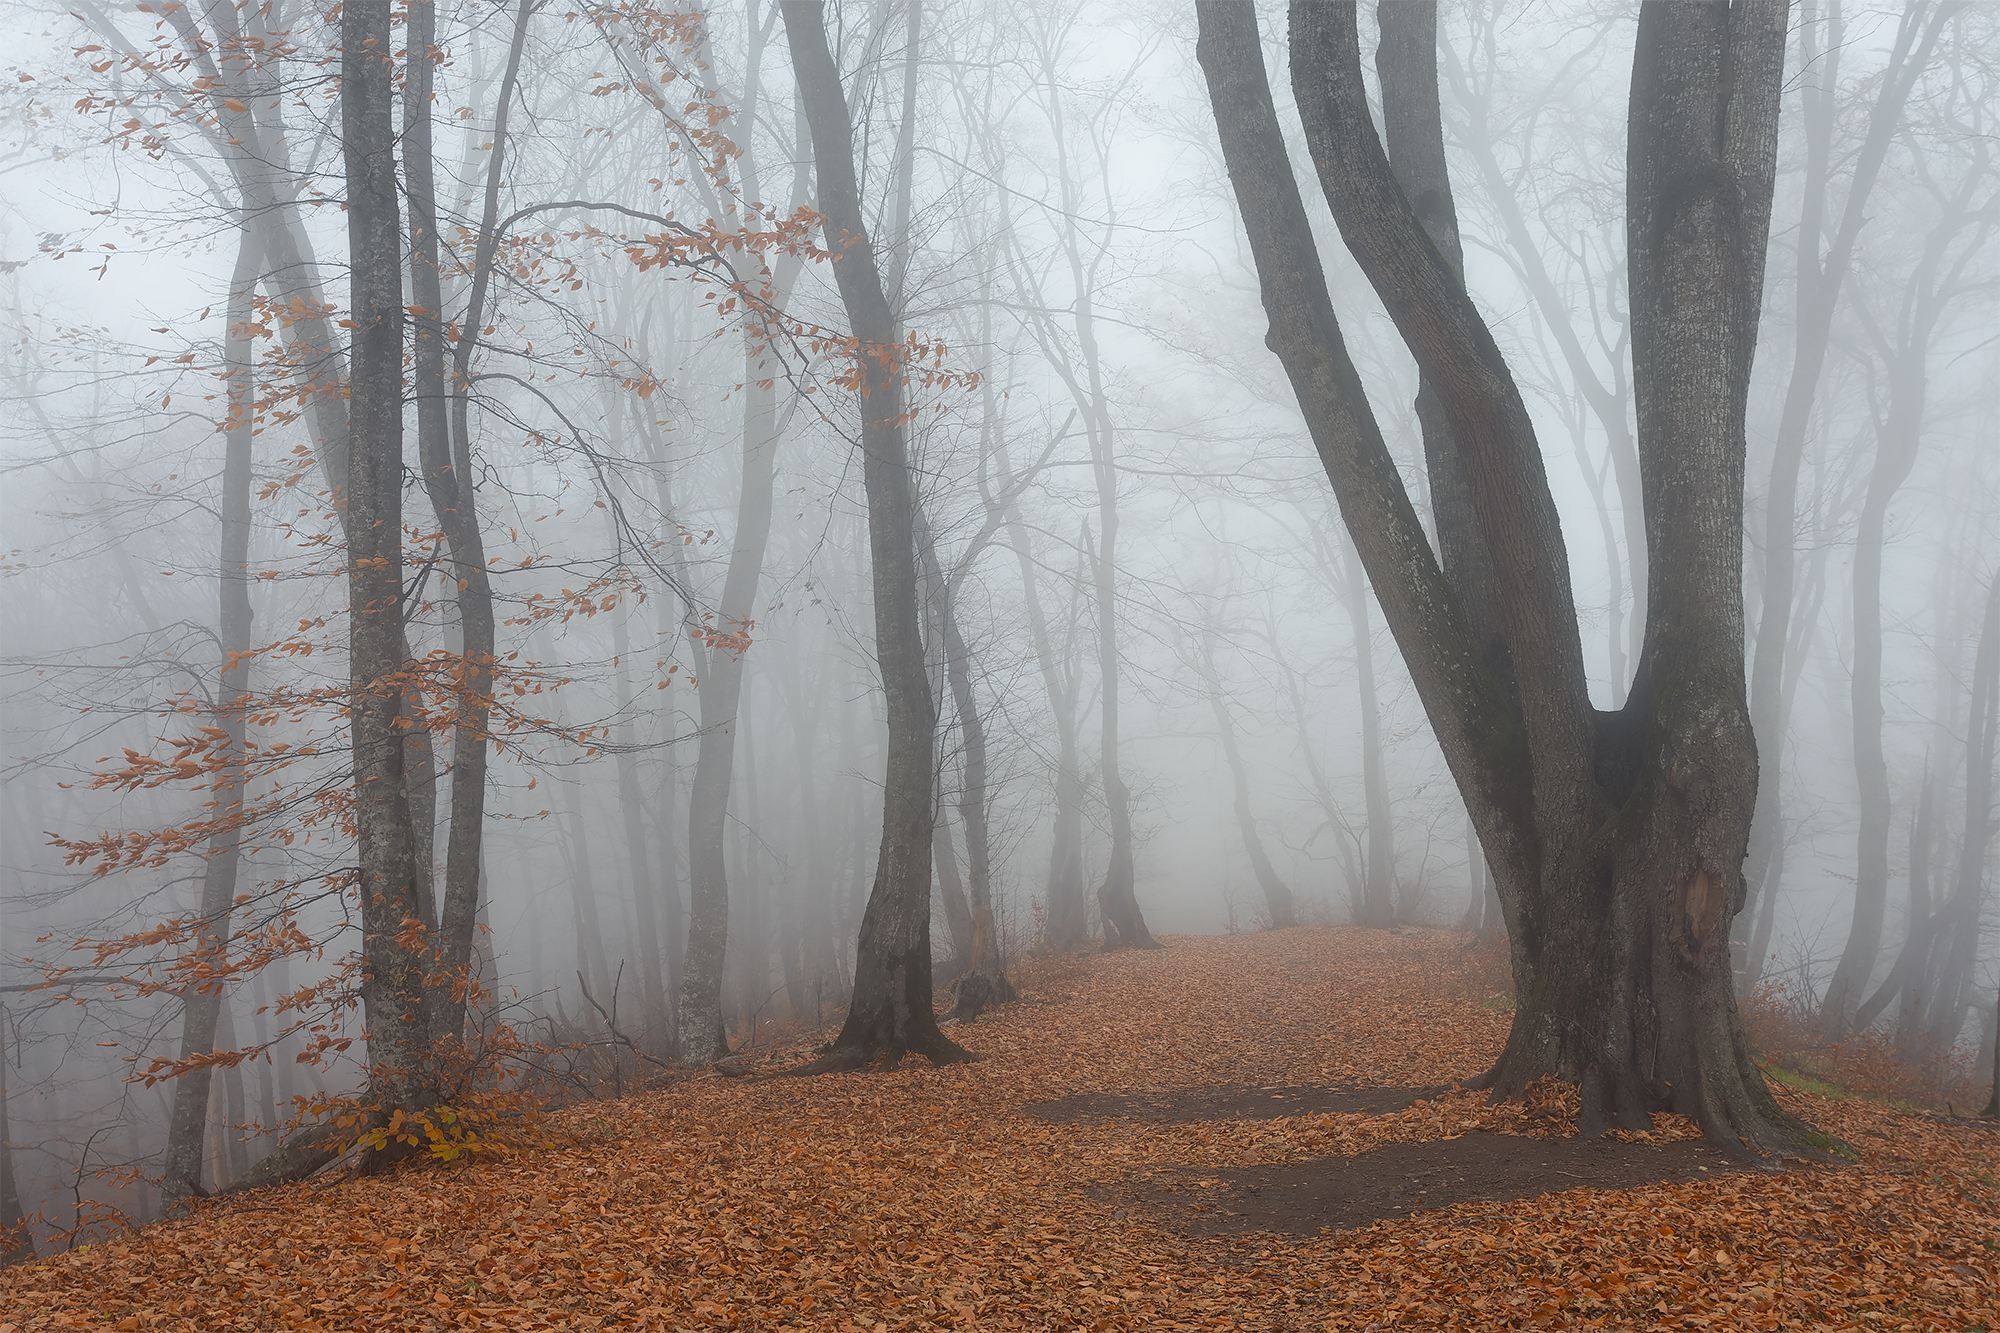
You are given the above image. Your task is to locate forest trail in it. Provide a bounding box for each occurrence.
[3,927,1995,1331]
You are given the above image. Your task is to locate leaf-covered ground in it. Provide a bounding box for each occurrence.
[4,927,1996,1331]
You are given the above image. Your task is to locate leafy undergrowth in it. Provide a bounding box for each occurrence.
[4,927,1997,1331]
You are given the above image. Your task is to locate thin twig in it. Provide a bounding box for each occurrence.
[576,970,673,1071]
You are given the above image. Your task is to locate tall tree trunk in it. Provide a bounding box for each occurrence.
[1823,143,1991,1031]
[2,1021,34,1266]
[771,645,834,1020]
[557,760,614,1010]
[415,0,528,1048]
[1924,578,1999,1056]
[162,223,259,1211]
[996,440,1087,952]
[1742,0,1954,946]
[611,595,668,1053]
[1853,771,1934,1036]
[217,1000,251,1183]
[343,0,430,1126]
[921,539,976,970]
[1198,617,1299,929]
[1337,526,1398,926]
[782,0,970,1069]
[1200,0,1813,1152]
[1820,423,1922,1034]
[674,4,811,1066]
[1740,467,1839,988]
[932,552,1018,1020]
[1082,525,1157,948]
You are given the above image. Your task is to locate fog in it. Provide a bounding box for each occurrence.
[1,0,1995,1243]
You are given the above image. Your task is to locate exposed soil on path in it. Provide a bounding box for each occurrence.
[1025,1082,1449,1125]
[1127,1129,1757,1236]
[5,927,1994,1332]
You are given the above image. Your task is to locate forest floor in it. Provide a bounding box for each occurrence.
[4,926,1998,1331]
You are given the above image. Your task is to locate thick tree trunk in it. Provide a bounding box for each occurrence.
[162,222,258,1212]
[1198,620,1298,929]
[783,0,970,1070]
[1199,0,1814,1154]
[343,0,430,1125]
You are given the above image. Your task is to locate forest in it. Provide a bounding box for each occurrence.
[1,0,1997,1326]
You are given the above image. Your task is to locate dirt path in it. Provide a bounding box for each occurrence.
[3,928,1995,1331]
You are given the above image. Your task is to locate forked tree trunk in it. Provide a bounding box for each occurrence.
[1199,0,1817,1154]
[410,0,526,1050]
[783,0,970,1070]
[1198,618,1298,929]
[162,222,258,1212]
[343,0,430,1125]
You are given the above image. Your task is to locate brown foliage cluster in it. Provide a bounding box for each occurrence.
[2,928,1995,1331]
[1741,979,1991,1111]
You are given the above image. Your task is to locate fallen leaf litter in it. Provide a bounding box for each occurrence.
[2,927,1994,1331]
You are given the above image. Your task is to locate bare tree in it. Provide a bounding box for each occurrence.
[1199,0,1812,1151]
[782,0,970,1070]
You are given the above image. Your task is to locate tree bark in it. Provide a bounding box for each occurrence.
[1199,0,1814,1153]
[782,0,970,1070]
[343,0,430,1125]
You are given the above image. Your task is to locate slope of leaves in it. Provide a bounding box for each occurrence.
[3,927,1995,1331]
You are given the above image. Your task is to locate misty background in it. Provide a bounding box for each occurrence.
[1,0,1994,1244]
